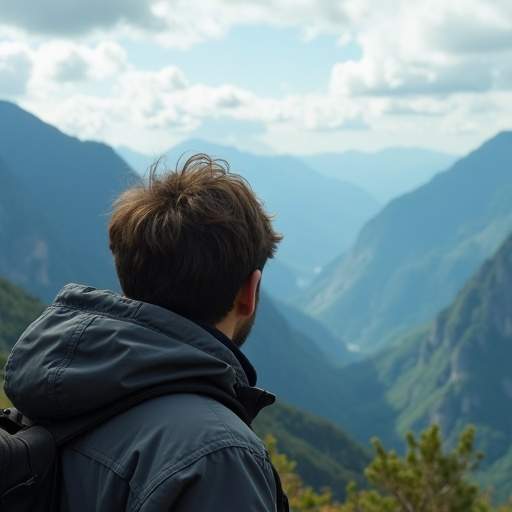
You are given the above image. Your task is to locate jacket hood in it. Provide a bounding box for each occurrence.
[4,284,253,421]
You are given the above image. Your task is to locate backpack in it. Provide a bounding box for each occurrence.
[0,380,289,512]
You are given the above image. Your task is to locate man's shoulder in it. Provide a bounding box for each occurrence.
[61,391,277,511]
[69,391,267,466]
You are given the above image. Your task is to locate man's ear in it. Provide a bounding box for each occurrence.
[236,270,261,317]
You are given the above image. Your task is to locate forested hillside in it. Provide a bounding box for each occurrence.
[0,277,45,407]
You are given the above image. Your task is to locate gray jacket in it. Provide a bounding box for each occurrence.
[4,284,283,511]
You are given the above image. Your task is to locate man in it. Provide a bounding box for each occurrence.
[4,154,288,511]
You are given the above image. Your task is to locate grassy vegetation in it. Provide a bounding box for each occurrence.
[0,277,44,408]
[0,350,9,408]
[0,276,45,351]
[0,387,10,408]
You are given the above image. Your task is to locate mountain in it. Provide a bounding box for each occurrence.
[301,147,459,204]
[0,100,139,303]
[119,139,382,287]
[267,229,512,500]
[387,232,512,450]
[5,101,511,497]
[300,132,512,352]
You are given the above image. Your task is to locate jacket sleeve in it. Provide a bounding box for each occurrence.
[140,444,278,512]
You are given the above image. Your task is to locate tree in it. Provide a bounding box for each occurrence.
[266,424,511,512]
[344,424,489,512]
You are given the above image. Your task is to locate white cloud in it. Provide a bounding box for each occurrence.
[36,41,127,83]
[113,67,196,131]
[1,0,510,57]
[328,0,512,97]
[330,50,499,96]
[1,0,511,156]
[0,0,163,36]
[2,0,511,99]
[0,39,129,98]
[0,0,356,47]
[424,1,512,54]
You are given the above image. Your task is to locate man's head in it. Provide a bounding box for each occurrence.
[109,153,282,337]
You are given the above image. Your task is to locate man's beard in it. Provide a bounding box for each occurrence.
[231,286,259,348]
[231,310,256,348]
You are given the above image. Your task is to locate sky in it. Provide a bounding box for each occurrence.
[0,0,511,157]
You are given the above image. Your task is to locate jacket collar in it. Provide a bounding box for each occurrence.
[191,321,276,421]
[192,320,258,387]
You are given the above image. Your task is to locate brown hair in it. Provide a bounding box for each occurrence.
[109,153,282,324]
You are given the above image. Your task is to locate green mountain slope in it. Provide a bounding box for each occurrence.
[389,232,512,448]
[275,298,358,363]
[301,131,512,352]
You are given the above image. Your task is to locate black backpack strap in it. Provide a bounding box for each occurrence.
[271,465,290,512]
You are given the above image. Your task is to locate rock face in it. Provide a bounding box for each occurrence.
[429,234,512,437]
